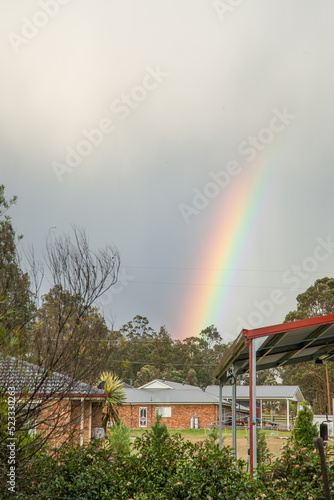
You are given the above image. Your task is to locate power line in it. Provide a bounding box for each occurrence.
[126,265,334,274]
[128,280,318,290]
[105,360,219,367]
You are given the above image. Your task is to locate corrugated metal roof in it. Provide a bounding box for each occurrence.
[123,380,249,411]
[213,314,334,383]
[124,387,220,404]
[0,355,107,397]
[206,385,305,402]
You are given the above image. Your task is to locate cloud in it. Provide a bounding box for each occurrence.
[1,0,334,339]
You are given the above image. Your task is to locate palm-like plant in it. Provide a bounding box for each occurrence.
[96,371,126,431]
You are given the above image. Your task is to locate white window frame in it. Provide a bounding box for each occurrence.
[139,407,147,427]
[155,407,171,418]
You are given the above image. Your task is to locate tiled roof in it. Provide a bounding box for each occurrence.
[0,355,107,397]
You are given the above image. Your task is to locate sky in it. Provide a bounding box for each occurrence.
[1,0,334,342]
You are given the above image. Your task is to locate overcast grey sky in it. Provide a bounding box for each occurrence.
[1,0,334,341]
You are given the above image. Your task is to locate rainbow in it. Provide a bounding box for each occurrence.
[179,150,278,340]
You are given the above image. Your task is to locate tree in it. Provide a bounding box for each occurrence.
[149,413,169,452]
[134,365,160,387]
[175,326,229,388]
[101,320,230,389]
[197,326,230,386]
[186,368,198,386]
[281,278,334,413]
[256,368,281,386]
[117,316,156,383]
[285,277,334,322]
[120,315,155,339]
[150,326,174,377]
[0,218,121,490]
[0,185,35,356]
[23,225,121,433]
[168,368,185,383]
[96,372,125,431]
[29,285,112,382]
[293,403,318,448]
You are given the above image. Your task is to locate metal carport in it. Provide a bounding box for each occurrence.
[213,314,334,476]
[206,384,305,430]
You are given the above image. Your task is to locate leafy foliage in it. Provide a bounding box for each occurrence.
[96,371,125,429]
[205,427,220,449]
[149,413,169,451]
[9,428,334,500]
[256,430,270,465]
[285,277,334,321]
[260,442,331,500]
[12,432,258,499]
[29,285,112,380]
[106,318,230,388]
[293,403,318,448]
[105,421,131,456]
[282,278,334,413]
[186,367,198,386]
[134,364,160,387]
[0,185,35,356]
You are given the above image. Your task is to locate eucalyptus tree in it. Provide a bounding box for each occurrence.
[282,277,334,413]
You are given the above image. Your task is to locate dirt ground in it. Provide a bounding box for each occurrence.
[176,429,291,460]
[130,428,293,461]
[223,433,289,461]
[181,429,334,461]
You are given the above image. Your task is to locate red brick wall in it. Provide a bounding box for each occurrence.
[91,401,104,429]
[118,404,227,429]
[35,398,105,446]
[37,399,72,447]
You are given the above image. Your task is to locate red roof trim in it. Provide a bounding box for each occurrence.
[3,392,107,398]
[242,314,334,340]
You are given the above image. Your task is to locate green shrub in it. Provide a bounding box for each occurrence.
[293,403,318,448]
[148,413,169,451]
[256,430,270,465]
[105,421,131,456]
[11,426,334,499]
[258,441,331,500]
[14,431,257,499]
[205,427,220,449]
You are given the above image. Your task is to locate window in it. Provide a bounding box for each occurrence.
[139,407,147,427]
[155,407,171,418]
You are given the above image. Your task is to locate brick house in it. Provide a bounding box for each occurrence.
[0,355,107,446]
[118,379,248,430]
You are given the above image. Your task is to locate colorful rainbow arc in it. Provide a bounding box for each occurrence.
[179,151,278,340]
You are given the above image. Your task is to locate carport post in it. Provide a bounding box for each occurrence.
[287,399,290,431]
[252,338,257,474]
[232,369,237,459]
[219,377,223,450]
[248,338,257,477]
